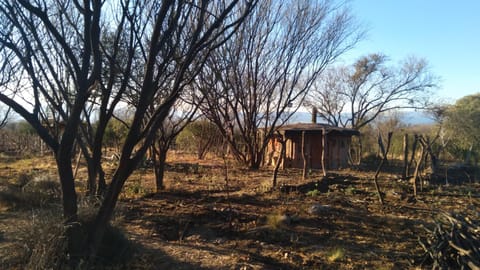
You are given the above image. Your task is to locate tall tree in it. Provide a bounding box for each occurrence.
[0,0,255,265]
[197,0,361,169]
[308,53,437,130]
[444,93,480,163]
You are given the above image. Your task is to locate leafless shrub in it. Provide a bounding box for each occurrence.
[15,205,132,269]
[15,173,32,188]
[419,211,480,269]
[0,174,60,209]
[23,209,69,270]
[22,174,61,197]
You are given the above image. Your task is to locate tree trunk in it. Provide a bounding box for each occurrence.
[249,160,259,170]
[85,153,107,196]
[302,131,308,180]
[409,134,419,172]
[372,131,392,205]
[153,145,168,192]
[403,133,409,179]
[272,136,285,188]
[87,160,135,262]
[73,150,82,180]
[92,138,107,196]
[357,135,363,165]
[321,129,327,177]
[56,98,87,266]
[373,160,385,205]
[57,157,79,221]
[425,136,439,175]
[86,158,97,197]
[97,169,106,195]
[80,128,108,197]
[250,151,262,170]
[197,139,212,159]
[412,143,426,197]
[377,132,389,166]
[56,153,83,266]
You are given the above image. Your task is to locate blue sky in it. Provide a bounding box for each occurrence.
[340,1,480,102]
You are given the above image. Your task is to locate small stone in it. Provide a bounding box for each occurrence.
[308,203,331,215]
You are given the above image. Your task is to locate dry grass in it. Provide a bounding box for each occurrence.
[327,247,345,263]
[0,152,479,269]
[0,173,61,211]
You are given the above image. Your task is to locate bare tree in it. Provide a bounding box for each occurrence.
[308,53,437,130]
[0,37,15,129]
[0,105,9,128]
[197,0,361,169]
[0,0,255,266]
[149,95,200,192]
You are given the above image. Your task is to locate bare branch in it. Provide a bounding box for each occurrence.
[308,53,438,130]
[197,0,361,168]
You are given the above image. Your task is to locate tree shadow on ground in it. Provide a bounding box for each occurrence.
[127,242,215,270]
[122,175,432,269]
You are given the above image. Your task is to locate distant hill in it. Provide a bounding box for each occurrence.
[288,110,435,126]
[400,111,435,125]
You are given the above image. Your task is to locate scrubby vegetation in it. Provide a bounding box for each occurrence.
[0,1,478,269]
[1,149,478,269]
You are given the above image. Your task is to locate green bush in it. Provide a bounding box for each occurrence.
[176,119,224,158]
[306,189,320,197]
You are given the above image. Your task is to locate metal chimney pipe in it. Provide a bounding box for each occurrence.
[311,107,317,124]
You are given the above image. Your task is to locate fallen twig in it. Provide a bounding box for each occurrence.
[419,211,480,269]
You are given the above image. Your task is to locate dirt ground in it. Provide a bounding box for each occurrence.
[1,152,479,269]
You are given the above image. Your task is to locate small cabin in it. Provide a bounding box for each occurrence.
[267,123,359,170]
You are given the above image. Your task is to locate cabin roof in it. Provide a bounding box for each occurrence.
[278,123,360,136]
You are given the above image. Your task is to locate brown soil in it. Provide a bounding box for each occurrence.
[1,152,479,269]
